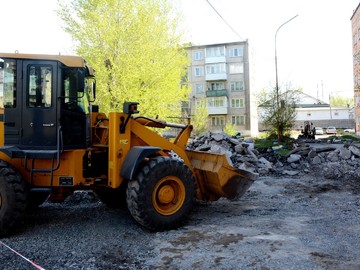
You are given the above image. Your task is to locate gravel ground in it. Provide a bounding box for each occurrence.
[1,173,360,270]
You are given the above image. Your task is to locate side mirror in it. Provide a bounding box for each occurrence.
[0,59,4,69]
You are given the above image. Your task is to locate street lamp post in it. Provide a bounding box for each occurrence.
[275,14,298,108]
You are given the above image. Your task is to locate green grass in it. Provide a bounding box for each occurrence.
[340,134,360,141]
[254,139,275,149]
[275,148,290,157]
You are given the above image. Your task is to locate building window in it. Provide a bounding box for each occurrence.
[193,50,204,61]
[196,99,206,108]
[229,47,243,57]
[195,83,204,94]
[208,97,225,107]
[230,81,244,92]
[206,46,225,57]
[209,82,224,91]
[229,63,243,74]
[231,98,244,108]
[211,116,225,126]
[231,115,245,125]
[206,63,226,74]
[194,67,204,77]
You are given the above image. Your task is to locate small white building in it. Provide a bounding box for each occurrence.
[258,91,354,131]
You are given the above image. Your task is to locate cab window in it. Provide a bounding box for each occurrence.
[1,60,17,108]
[63,67,90,113]
[28,65,52,108]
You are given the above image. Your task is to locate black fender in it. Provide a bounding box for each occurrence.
[120,146,161,180]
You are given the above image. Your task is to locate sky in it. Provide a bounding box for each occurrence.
[1,0,359,102]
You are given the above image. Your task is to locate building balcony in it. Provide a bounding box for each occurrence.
[207,106,228,115]
[206,89,227,97]
[205,56,226,64]
[205,73,227,81]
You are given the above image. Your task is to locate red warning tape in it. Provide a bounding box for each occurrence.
[0,240,45,270]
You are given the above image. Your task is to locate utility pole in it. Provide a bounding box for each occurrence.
[275,15,298,108]
[274,15,298,142]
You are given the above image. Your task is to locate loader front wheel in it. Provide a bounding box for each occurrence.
[0,161,27,236]
[126,156,195,231]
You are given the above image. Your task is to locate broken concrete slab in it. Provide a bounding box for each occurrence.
[287,154,301,163]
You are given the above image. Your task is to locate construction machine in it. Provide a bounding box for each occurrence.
[0,53,257,236]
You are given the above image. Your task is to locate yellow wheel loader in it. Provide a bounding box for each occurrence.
[0,53,257,236]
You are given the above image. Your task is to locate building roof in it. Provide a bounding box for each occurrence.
[350,2,360,20]
[186,40,248,49]
[0,52,87,68]
[259,90,329,108]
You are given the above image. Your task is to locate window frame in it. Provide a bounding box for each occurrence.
[194,67,204,77]
[230,81,244,92]
[211,116,225,126]
[231,98,244,108]
[27,64,53,108]
[2,60,17,108]
[229,63,244,74]
[229,47,244,57]
[231,115,245,125]
[193,50,204,61]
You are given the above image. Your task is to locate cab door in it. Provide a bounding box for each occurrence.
[21,61,58,149]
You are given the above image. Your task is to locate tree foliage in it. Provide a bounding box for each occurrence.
[330,94,354,107]
[258,88,298,142]
[57,0,190,118]
[223,122,237,136]
[190,98,209,137]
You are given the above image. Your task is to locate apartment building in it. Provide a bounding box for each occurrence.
[186,41,258,136]
[351,3,360,136]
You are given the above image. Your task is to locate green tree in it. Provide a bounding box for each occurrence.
[330,94,354,107]
[58,0,190,118]
[258,88,298,142]
[191,98,209,137]
[223,122,237,136]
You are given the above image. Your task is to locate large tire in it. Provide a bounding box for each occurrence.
[126,156,195,231]
[0,161,28,237]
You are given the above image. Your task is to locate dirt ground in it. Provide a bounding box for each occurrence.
[1,173,360,270]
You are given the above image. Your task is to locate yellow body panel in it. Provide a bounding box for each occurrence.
[108,112,130,188]
[0,150,87,187]
[0,106,256,201]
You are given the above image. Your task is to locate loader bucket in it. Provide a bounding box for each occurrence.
[186,150,258,201]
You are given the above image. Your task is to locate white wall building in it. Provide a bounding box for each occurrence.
[258,91,354,130]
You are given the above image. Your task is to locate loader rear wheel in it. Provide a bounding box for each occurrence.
[0,161,27,236]
[126,156,195,231]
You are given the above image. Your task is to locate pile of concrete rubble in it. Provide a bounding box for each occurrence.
[187,132,360,180]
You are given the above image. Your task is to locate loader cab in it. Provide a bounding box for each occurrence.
[0,53,95,153]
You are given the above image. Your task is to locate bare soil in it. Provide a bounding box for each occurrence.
[1,172,359,270]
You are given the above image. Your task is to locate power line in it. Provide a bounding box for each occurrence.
[203,0,275,64]
[204,0,244,41]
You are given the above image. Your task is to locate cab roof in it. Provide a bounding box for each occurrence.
[0,52,86,68]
